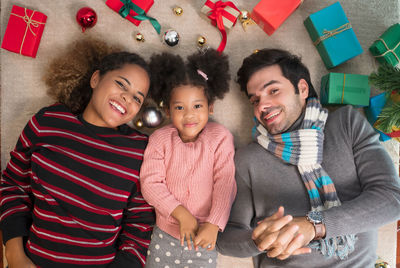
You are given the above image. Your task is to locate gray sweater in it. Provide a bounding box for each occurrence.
[217,105,400,268]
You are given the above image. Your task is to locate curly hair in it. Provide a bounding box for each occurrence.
[237,49,318,99]
[44,38,150,114]
[149,48,230,106]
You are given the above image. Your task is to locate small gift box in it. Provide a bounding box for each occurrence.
[106,0,160,33]
[304,2,363,69]
[201,0,240,52]
[369,23,400,68]
[364,93,391,142]
[251,0,302,36]
[1,5,47,58]
[320,73,370,106]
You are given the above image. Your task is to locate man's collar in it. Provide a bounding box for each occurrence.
[286,108,306,132]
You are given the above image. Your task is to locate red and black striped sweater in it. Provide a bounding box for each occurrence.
[1,104,155,267]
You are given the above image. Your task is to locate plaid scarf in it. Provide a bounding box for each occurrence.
[252,98,356,259]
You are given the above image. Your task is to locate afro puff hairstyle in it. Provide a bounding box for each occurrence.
[149,48,230,107]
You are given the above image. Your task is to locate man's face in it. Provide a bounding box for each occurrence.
[246,65,308,135]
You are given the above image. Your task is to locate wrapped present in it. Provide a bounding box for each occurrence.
[106,0,160,34]
[369,23,400,68]
[251,0,302,36]
[320,73,370,106]
[364,93,391,142]
[201,0,240,52]
[304,2,363,69]
[1,5,47,58]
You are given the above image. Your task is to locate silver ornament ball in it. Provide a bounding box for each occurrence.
[163,29,180,47]
[142,107,163,128]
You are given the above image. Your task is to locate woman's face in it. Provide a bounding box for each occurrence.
[83,64,150,128]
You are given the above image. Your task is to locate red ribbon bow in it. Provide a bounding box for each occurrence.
[204,0,240,52]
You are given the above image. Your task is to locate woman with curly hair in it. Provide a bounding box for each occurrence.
[140,49,237,268]
[1,39,155,268]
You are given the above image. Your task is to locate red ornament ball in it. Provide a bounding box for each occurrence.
[76,7,97,32]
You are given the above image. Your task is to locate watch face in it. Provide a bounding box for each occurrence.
[308,211,323,224]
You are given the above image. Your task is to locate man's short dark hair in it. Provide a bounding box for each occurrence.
[237,49,318,99]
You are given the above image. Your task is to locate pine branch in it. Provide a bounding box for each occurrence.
[376,101,400,133]
[369,64,400,95]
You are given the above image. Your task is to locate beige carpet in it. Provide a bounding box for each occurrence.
[1,0,399,267]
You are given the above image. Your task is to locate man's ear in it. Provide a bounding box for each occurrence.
[90,70,100,89]
[208,103,214,115]
[297,79,309,100]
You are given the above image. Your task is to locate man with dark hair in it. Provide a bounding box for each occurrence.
[217,49,400,267]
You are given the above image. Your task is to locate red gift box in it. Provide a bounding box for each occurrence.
[106,0,153,26]
[1,5,47,58]
[251,0,301,36]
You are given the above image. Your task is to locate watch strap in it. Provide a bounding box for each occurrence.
[313,223,324,240]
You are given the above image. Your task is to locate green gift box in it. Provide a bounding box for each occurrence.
[320,73,370,106]
[369,23,400,68]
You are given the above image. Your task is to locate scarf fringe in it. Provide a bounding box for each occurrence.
[310,234,357,260]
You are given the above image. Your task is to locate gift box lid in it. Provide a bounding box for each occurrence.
[1,5,47,58]
[304,2,363,69]
[201,0,240,29]
[320,73,370,106]
[369,23,400,67]
[106,0,154,27]
[251,0,302,36]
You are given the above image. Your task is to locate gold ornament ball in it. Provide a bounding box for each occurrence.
[135,119,143,128]
[135,33,145,42]
[239,10,250,22]
[173,6,183,16]
[253,49,260,54]
[197,36,206,47]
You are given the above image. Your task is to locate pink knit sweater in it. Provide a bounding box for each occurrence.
[140,122,236,240]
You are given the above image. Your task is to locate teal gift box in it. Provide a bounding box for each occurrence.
[364,93,391,142]
[320,73,370,106]
[304,2,363,69]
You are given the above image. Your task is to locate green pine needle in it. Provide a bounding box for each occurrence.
[369,64,400,95]
[376,101,400,133]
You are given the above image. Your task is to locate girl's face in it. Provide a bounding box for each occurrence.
[167,85,213,143]
[83,64,150,128]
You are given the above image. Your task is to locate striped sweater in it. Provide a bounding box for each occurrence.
[0,104,155,268]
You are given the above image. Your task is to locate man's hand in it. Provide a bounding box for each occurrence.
[252,207,312,260]
[5,237,36,268]
[194,222,219,251]
[171,205,199,250]
[273,216,315,260]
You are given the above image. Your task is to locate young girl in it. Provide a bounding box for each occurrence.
[140,49,237,268]
[0,40,155,268]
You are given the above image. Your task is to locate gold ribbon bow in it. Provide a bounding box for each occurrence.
[10,8,45,54]
[314,23,352,46]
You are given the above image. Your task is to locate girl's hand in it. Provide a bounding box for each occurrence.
[5,237,37,268]
[194,222,219,251]
[171,205,199,250]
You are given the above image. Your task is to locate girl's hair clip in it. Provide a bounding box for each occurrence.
[197,69,208,81]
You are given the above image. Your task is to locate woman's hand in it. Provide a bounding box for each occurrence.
[194,222,219,251]
[5,237,36,268]
[171,205,199,250]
